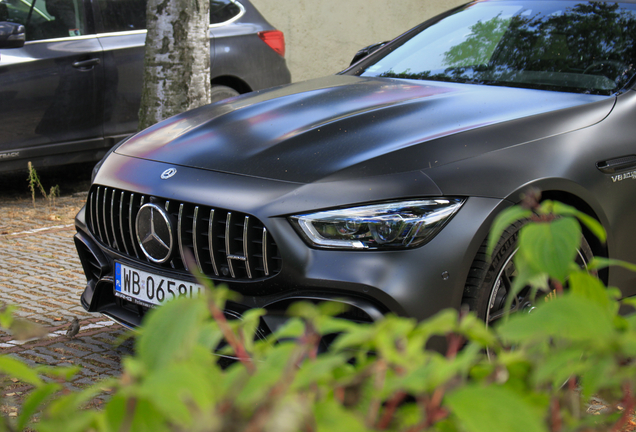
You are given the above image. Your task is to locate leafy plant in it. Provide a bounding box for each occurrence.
[26,162,60,208]
[2,192,636,431]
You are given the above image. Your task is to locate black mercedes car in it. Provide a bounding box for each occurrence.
[74,0,636,334]
[0,0,290,173]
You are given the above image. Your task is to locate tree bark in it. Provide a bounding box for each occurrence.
[138,0,211,131]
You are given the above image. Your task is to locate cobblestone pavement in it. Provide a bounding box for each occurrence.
[0,191,133,416]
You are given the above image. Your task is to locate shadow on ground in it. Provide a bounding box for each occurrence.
[0,162,94,202]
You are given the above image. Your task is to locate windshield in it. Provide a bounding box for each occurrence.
[357,1,636,95]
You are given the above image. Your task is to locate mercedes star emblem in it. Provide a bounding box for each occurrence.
[136,203,173,263]
[161,168,177,180]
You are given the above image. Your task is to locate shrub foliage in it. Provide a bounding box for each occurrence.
[2,193,636,432]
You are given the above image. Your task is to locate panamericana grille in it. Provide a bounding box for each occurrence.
[86,185,282,281]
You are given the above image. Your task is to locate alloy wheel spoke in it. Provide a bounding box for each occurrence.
[488,307,509,323]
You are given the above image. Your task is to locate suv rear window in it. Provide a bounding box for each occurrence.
[210,0,241,25]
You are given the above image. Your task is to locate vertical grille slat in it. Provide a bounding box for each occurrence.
[129,193,140,259]
[94,187,104,242]
[102,188,112,247]
[225,212,235,278]
[87,185,281,281]
[139,195,147,261]
[243,216,252,279]
[262,227,269,276]
[89,191,97,239]
[119,191,130,255]
[110,191,118,251]
[178,203,189,271]
[192,206,203,273]
[208,209,220,276]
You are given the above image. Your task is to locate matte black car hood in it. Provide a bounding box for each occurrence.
[116,75,613,183]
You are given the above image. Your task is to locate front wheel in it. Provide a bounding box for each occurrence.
[462,220,593,326]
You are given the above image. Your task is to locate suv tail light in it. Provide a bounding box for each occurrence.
[258,30,285,57]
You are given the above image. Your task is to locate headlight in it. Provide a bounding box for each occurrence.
[290,199,464,250]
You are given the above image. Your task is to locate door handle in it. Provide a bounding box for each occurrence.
[596,155,636,174]
[72,58,101,69]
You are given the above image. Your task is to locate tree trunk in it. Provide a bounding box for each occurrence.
[138,0,211,131]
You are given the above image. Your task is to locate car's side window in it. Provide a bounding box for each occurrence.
[0,0,85,41]
[210,0,240,25]
[97,0,146,33]
[95,0,240,34]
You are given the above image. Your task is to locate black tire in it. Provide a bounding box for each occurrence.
[462,220,593,325]
[210,85,240,103]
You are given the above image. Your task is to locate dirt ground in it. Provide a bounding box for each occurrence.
[0,163,94,233]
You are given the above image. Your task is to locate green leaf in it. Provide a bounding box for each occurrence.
[622,298,636,320]
[0,304,16,329]
[498,295,616,344]
[579,356,616,401]
[272,317,305,340]
[314,399,370,432]
[518,218,580,283]
[394,402,423,430]
[531,349,582,389]
[318,301,349,317]
[128,397,172,432]
[548,201,606,243]
[287,301,321,320]
[44,377,119,419]
[37,365,81,381]
[0,355,43,386]
[414,309,458,338]
[373,317,417,364]
[36,411,99,432]
[317,316,363,336]
[503,257,548,322]
[569,271,616,313]
[239,308,267,353]
[487,206,532,257]
[331,325,377,351]
[293,354,349,389]
[400,344,481,392]
[139,362,217,426]
[235,343,296,408]
[17,383,61,430]
[103,395,170,432]
[446,385,548,432]
[197,321,224,352]
[457,313,498,348]
[137,297,209,371]
[588,257,636,273]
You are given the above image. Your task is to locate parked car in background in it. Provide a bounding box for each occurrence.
[0,0,290,173]
[74,0,636,339]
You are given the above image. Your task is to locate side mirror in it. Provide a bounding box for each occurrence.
[0,22,25,49]
[350,41,388,66]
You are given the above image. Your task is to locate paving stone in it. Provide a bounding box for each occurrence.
[1,200,133,405]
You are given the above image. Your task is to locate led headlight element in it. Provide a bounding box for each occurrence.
[291,199,465,250]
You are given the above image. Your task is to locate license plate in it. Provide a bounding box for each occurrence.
[115,262,204,308]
